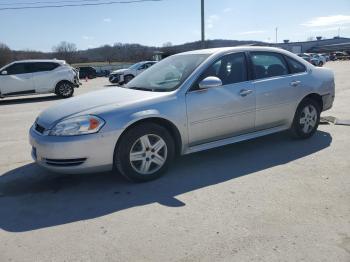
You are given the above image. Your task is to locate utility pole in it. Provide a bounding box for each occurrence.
[275,27,278,43]
[201,0,205,49]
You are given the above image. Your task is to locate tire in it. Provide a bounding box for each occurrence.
[114,123,175,183]
[290,98,321,139]
[318,61,324,67]
[55,81,74,98]
[123,75,134,84]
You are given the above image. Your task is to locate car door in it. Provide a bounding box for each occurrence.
[186,52,256,146]
[30,62,59,93]
[0,62,35,95]
[250,51,298,130]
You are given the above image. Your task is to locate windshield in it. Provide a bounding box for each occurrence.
[129,62,143,70]
[125,54,209,92]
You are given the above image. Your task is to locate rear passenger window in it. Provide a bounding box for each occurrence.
[198,52,247,86]
[30,62,59,73]
[251,52,289,79]
[285,56,306,74]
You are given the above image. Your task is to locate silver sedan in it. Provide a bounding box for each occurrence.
[30,47,335,182]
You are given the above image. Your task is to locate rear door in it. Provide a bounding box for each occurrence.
[0,63,35,95]
[30,62,60,93]
[250,51,298,130]
[186,52,256,145]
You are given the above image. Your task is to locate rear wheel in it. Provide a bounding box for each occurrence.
[318,61,324,67]
[291,98,320,139]
[55,81,74,98]
[114,123,175,182]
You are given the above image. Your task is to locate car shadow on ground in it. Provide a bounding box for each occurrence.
[0,95,60,105]
[0,131,332,232]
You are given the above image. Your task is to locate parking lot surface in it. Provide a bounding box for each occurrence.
[0,62,349,262]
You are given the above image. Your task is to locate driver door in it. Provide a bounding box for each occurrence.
[0,62,35,95]
[186,52,256,146]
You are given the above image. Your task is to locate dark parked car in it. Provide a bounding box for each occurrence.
[331,51,350,61]
[78,66,97,79]
[96,69,110,77]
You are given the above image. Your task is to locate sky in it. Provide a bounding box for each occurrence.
[0,0,349,51]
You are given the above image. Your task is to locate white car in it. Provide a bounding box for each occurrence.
[109,61,157,85]
[309,54,327,66]
[0,59,80,99]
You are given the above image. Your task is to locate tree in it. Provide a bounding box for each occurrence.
[162,42,173,47]
[0,42,12,67]
[52,41,77,63]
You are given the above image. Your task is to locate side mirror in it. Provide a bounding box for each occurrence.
[198,76,222,89]
[1,70,8,75]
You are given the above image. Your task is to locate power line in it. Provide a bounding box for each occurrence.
[0,0,107,6]
[0,0,162,10]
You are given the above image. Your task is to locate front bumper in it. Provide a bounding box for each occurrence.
[109,74,124,84]
[29,126,123,174]
[322,93,335,111]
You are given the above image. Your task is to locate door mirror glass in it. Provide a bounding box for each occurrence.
[198,76,222,89]
[1,70,7,75]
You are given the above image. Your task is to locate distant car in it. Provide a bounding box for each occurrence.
[309,54,326,66]
[96,69,110,77]
[109,61,157,85]
[332,51,349,61]
[0,59,80,99]
[297,53,320,66]
[320,53,330,62]
[30,47,335,182]
[78,66,97,79]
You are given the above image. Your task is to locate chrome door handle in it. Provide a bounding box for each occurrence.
[239,89,253,97]
[290,80,301,87]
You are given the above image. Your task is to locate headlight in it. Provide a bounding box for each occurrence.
[49,115,105,136]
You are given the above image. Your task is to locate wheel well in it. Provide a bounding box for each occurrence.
[124,74,135,78]
[117,117,182,155]
[303,93,323,111]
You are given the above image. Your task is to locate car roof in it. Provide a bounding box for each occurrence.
[178,46,296,56]
[12,59,66,64]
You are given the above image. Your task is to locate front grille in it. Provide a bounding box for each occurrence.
[45,158,87,167]
[35,123,45,134]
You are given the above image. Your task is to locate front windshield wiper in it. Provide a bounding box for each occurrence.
[126,86,152,91]
[126,86,171,92]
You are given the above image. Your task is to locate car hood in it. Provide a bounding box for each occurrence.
[111,68,128,74]
[36,87,166,129]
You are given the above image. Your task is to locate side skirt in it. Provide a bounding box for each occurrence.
[2,90,36,97]
[184,125,289,155]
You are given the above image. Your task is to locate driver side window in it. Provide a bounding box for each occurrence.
[194,52,248,89]
[4,63,29,75]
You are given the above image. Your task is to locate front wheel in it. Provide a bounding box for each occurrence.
[123,75,134,84]
[114,123,175,182]
[55,82,74,98]
[291,98,321,139]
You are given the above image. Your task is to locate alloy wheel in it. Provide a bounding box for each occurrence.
[129,134,168,175]
[299,104,317,134]
[59,83,72,97]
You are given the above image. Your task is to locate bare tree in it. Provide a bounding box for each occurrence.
[52,41,77,63]
[0,42,12,67]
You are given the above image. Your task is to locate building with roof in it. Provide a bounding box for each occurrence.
[271,37,350,53]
